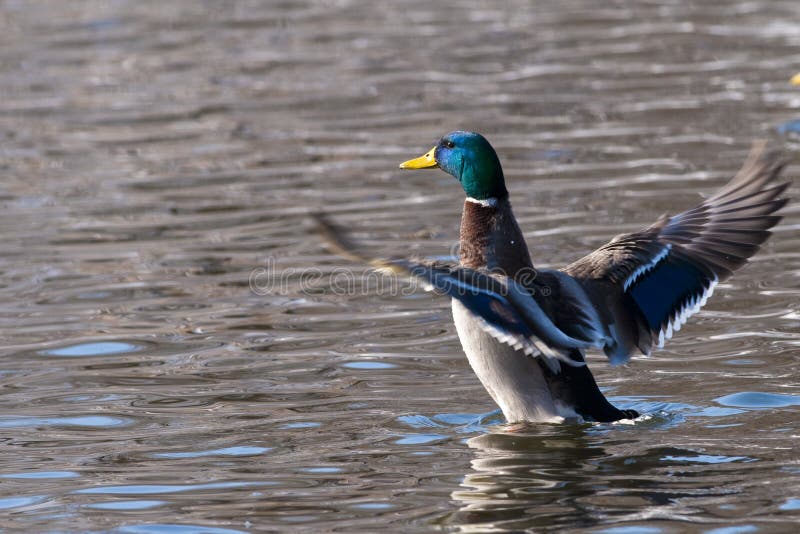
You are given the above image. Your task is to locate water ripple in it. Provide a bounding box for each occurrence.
[716,392,800,409]
[0,1,797,533]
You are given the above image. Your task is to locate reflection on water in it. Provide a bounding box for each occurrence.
[451,418,793,532]
[0,0,798,532]
[41,341,143,357]
[716,391,800,409]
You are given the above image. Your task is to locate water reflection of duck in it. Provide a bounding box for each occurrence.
[451,425,746,532]
[317,133,788,424]
[452,425,604,532]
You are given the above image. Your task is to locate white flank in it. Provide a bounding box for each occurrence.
[451,300,564,423]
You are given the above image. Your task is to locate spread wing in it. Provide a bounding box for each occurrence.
[564,142,789,362]
[312,214,602,369]
[383,260,599,367]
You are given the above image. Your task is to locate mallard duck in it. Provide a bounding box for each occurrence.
[316,132,789,423]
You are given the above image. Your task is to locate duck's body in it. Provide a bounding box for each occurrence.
[317,131,789,423]
[453,298,568,422]
[453,195,642,422]
[453,198,565,422]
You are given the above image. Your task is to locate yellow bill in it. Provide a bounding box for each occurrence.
[399,146,438,169]
[792,73,800,86]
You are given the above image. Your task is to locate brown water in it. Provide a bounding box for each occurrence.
[0,1,799,532]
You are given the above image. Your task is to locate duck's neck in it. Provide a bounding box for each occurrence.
[459,196,534,277]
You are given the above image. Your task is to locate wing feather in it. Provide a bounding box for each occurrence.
[564,143,789,361]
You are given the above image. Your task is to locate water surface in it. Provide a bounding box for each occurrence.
[0,1,799,532]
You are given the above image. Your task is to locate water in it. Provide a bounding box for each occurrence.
[0,1,799,532]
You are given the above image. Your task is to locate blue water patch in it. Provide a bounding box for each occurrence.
[662,454,752,464]
[115,525,248,534]
[300,467,342,474]
[341,361,397,370]
[280,422,321,429]
[689,407,746,418]
[433,413,484,426]
[397,415,444,429]
[394,433,448,445]
[41,341,142,357]
[151,446,270,459]
[439,411,498,432]
[398,411,498,434]
[75,481,269,495]
[1,471,79,479]
[351,502,394,510]
[779,498,800,511]
[715,392,800,409]
[723,359,762,366]
[593,526,663,534]
[777,119,800,135]
[0,495,46,510]
[87,500,165,510]
[0,415,131,429]
[703,526,758,534]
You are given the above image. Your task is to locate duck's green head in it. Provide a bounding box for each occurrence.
[399,131,508,201]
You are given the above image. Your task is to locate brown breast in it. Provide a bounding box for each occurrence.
[459,198,534,278]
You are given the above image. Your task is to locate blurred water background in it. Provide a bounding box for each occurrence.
[0,1,799,532]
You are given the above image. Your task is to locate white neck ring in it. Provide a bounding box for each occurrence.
[466,197,498,207]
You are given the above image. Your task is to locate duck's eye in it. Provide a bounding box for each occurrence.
[443,140,455,149]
